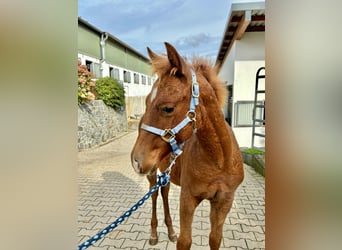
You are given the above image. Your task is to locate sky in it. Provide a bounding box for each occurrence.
[78,0,232,61]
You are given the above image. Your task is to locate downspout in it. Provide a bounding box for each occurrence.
[100,32,108,77]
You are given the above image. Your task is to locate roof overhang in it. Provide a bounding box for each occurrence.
[215,0,265,69]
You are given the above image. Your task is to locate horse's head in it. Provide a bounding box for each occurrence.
[131,42,198,175]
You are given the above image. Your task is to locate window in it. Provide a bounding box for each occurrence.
[141,75,146,85]
[134,73,139,84]
[110,67,120,80]
[114,68,120,80]
[85,60,92,72]
[234,101,264,127]
[85,60,100,78]
[123,70,131,83]
[147,77,151,85]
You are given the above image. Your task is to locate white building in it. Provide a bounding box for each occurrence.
[216,0,265,148]
[78,17,156,118]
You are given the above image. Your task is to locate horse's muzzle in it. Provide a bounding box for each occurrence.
[132,159,143,174]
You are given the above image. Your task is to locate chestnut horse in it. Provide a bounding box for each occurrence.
[131,42,244,250]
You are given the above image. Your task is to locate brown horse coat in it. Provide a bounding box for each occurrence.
[131,42,244,250]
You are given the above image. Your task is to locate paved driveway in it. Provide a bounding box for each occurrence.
[78,131,265,249]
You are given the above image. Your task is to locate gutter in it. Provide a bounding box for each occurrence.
[100,32,108,77]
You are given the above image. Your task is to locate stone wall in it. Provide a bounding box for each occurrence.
[78,100,128,150]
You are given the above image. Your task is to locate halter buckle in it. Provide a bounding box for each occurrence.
[192,118,197,129]
[192,81,199,98]
[161,129,175,143]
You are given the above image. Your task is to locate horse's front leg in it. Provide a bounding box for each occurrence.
[147,174,159,245]
[177,191,201,250]
[161,183,177,242]
[209,192,234,250]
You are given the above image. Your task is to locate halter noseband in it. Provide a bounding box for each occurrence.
[140,69,199,157]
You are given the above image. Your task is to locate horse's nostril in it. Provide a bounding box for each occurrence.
[132,159,142,173]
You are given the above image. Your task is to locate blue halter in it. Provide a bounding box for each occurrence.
[140,69,199,156]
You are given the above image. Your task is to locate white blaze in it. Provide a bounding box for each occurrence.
[150,86,158,103]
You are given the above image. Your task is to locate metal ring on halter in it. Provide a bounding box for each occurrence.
[186,110,196,119]
[161,129,175,143]
[186,111,197,129]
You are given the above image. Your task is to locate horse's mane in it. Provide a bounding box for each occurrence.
[191,57,228,108]
[150,55,228,108]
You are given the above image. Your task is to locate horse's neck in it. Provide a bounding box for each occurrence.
[195,106,233,168]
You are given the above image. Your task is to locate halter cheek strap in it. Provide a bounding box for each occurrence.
[140,69,199,157]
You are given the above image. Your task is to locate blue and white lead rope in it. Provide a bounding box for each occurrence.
[78,172,170,250]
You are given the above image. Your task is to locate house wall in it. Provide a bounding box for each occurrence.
[78,25,101,59]
[233,60,265,148]
[105,42,150,75]
[218,32,265,148]
[219,44,236,86]
[235,32,265,61]
[219,32,265,82]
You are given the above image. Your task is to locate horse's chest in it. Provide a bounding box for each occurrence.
[181,168,229,199]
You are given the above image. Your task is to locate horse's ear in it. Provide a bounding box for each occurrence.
[147,47,158,61]
[164,42,185,76]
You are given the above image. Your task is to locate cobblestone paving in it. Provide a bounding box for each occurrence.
[78,131,265,249]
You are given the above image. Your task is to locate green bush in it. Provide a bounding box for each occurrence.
[94,77,125,110]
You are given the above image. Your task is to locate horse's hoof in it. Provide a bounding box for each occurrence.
[168,233,177,242]
[149,237,158,245]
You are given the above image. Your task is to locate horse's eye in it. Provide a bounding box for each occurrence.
[161,106,174,114]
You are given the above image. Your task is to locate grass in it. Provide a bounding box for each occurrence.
[243,148,265,155]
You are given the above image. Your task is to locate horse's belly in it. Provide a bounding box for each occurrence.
[188,175,237,200]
